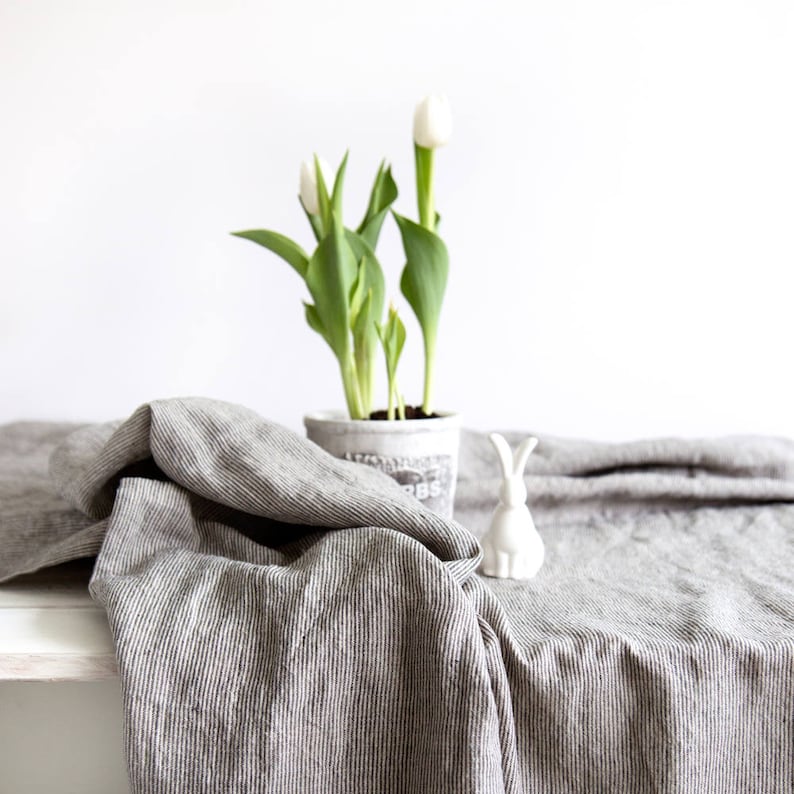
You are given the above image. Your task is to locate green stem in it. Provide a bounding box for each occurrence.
[387,379,395,420]
[426,157,435,232]
[415,145,435,231]
[354,345,375,417]
[340,356,365,420]
[422,337,436,416]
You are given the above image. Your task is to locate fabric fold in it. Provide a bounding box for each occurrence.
[49,398,483,582]
[2,400,794,792]
[0,421,103,581]
[51,398,512,793]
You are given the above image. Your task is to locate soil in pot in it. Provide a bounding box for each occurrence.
[369,406,441,420]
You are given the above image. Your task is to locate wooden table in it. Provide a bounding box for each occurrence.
[0,561,117,682]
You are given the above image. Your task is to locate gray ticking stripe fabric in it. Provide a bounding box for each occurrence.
[1,398,794,793]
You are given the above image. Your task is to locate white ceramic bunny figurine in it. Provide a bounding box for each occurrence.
[479,433,544,579]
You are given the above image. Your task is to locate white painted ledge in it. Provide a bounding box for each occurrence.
[0,562,117,682]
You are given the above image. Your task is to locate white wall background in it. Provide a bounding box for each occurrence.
[1,0,792,440]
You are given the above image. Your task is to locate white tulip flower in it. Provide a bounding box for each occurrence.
[299,157,334,215]
[413,94,453,150]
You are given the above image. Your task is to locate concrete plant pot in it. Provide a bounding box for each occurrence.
[304,411,462,519]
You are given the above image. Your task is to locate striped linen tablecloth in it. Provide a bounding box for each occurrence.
[1,398,793,793]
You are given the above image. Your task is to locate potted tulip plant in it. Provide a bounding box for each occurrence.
[233,95,461,517]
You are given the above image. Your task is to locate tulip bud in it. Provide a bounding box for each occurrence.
[413,94,453,149]
[299,156,334,215]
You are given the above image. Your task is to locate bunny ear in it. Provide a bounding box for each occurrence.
[489,433,514,479]
[513,436,538,477]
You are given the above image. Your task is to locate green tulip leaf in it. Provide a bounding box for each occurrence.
[304,214,357,361]
[376,304,407,420]
[352,287,374,341]
[347,248,384,416]
[349,254,368,329]
[346,233,385,324]
[357,161,398,250]
[351,286,376,414]
[314,154,332,231]
[394,212,448,343]
[395,211,448,414]
[331,151,349,222]
[230,229,309,279]
[303,302,329,345]
[376,305,406,382]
